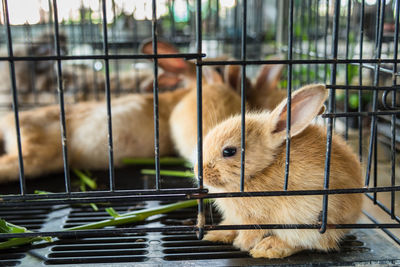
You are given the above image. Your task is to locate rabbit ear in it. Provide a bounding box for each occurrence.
[255,63,285,92]
[269,84,327,138]
[203,66,224,84]
[140,39,189,74]
[224,64,253,95]
[140,72,183,92]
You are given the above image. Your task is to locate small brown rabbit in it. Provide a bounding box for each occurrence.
[197,84,363,259]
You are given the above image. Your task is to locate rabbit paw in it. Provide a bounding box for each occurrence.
[203,230,236,244]
[233,231,264,251]
[249,236,301,259]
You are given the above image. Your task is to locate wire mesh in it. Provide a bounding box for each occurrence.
[0,0,398,250]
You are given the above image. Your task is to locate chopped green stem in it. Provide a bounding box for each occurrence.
[73,169,97,190]
[141,169,194,178]
[122,157,187,166]
[0,237,49,250]
[0,219,52,249]
[66,199,200,230]
[105,207,120,218]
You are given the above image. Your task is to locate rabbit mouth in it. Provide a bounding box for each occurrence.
[203,166,225,188]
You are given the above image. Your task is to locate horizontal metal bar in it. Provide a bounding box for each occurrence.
[327,85,400,91]
[0,223,400,239]
[0,188,206,201]
[200,59,400,65]
[322,111,400,118]
[0,53,205,61]
[365,193,400,224]
[363,210,400,246]
[0,55,398,64]
[1,186,399,207]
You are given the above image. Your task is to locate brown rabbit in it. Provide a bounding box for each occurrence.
[0,43,198,182]
[168,63,253,162]
[248,63,285,111]
[0,88,189,182]
[196,84,363,259]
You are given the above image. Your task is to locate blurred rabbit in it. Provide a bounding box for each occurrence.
[0,32,68,108]
[0,41,235,181]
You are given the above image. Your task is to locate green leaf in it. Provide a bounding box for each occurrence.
[0,219,53,249]
[34,190,51,195]
[105,207,120,218]
[90,203,99,211]
[141,169,194,178]
[73,169,97,190]
[122,157,188,166]
[0,219,27,234]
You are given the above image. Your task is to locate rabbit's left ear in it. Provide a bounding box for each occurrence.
[268,84,327,139]
[223,64,252,95]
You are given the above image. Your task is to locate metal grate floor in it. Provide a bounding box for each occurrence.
[0,166,400,266]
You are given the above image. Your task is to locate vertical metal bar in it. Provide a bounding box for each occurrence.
[315,0,320,81]
[196,0,204,240]
[151,0,161,190]
[87,3,100,100]
[358,0,365,161]
[284,0,294,191]
[233,1,239,58]
[365,0,385,189]
[2,0,25,194]
[320,0,340,234]
[307,0,312,84]
[300,0,306,85]
[168,0,176,39]
[344,0,351,140]
[240,0,247,192]
[25,25,38,105]
[324,0,329,83]
[215,0,220,33]
[101,0,116,191]
[111,0,120,96]
[52,0,71,193]
[390,0,399,219]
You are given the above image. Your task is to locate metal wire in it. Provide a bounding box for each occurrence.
[0,0,399,247]
[2,0,25,194]
[52,0,71,193]
[240,0,247,192]
[101,0,116,191]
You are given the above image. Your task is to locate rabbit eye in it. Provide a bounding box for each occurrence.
[222,147,237,158]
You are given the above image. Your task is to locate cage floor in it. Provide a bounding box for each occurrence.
[1,164,400,266]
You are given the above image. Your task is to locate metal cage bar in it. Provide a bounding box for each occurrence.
[1,0,26,194]
[52,0,71,193]
[101,0,116,191]
[239,0,247,192]
[0,0,399,249]
[151,0,161,191]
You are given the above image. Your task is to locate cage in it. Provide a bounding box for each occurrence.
[0,0,399,266]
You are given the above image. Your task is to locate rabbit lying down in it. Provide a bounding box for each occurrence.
[0,43,246,182]
[195,84,363,259]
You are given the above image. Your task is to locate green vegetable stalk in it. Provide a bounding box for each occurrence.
[141,169,195,178]
[122,157,188,166]
[0,199,205,250]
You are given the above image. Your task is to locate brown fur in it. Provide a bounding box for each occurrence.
[0,88,189,181]
[197,84,363,259]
